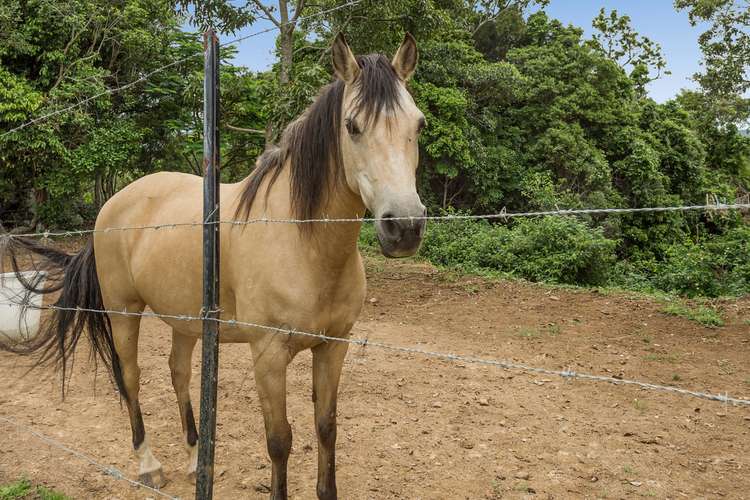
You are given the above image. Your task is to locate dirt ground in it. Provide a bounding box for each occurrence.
[1,255,749,499]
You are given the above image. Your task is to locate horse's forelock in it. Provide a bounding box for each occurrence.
[351,54,402,127]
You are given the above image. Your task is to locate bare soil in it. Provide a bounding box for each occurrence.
[1,255,749,499]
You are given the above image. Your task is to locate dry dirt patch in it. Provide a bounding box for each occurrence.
[1,255,749,499]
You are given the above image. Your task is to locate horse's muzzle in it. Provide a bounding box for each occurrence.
[375,209,426,258]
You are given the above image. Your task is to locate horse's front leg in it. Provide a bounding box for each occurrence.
[312,340,349,500]
[252,340,293,500]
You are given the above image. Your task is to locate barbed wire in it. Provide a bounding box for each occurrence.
[0,414,180,500]
[2,301,748,407]
[5,202,750,239]
[0,0,362,138]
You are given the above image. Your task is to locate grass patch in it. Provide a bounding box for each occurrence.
[513,481,534,493]
[716,359,736,375]
[0,480,32,500]
[518,327,540,339]
[661,302,724,327]
[632,398,648,413]
[0,479,69,500]
[644,353,680,364]
[518,323,561,339]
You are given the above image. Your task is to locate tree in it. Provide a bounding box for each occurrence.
[248,0,307,86]
[674,0,750,124]
[466,0,548,35]
[174,0,255,33]
[591,8,669,96]
[0,0,203,227]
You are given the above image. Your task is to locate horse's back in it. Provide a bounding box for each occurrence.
[97,171,204,229]
[93,172,214,321]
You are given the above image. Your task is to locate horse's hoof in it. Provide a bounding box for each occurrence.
[138,468,167,489]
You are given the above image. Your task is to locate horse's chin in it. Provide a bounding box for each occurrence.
[377,235,422,259]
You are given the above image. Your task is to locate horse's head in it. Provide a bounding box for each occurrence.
[332,34,426,258]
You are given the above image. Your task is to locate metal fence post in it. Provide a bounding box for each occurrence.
[196,27,220,500]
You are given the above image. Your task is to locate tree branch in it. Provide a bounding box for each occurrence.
[225,124,266,134]
[290,0,307,24]
[250,0,281,27]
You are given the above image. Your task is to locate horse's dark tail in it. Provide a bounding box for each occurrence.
[0,236,127,400]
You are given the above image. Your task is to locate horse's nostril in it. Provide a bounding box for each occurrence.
[380,212,401,239]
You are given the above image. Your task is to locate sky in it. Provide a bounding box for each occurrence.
[215,1,707,103]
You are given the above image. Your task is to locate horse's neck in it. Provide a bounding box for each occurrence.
[313,180,366,267]
[267,161,365,268]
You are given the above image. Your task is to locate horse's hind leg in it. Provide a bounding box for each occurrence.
[111,310,166,488]
[168,329,199,481]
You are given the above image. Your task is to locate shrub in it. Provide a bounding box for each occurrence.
[360,213,749,298]
[419,216,618,286]
[653,225,750,297]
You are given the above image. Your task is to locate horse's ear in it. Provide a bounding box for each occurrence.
[331,33,359,84]
[392,33,418,81]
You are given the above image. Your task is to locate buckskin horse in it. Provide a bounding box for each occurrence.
[0,33,426,499]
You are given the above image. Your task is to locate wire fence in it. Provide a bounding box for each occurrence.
[0,414,181,500]
[4,201,749,239]
[2,300,749,407]
[2,1,750,495]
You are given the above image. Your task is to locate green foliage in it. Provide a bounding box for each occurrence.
[661,301,725,327]
[0,479,31,500]
[174,0,255,33]
[358,222,380,252]
[419,216,617,286]
[652,225,750,297]
[0,479,69,500]
[674,0,750,124]
[2,0,748,299]
[0,0,267,228]
[591,8,669,95]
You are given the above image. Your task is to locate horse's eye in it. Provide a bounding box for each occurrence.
[345,118,361,137]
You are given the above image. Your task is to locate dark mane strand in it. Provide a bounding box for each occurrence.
[234,54,402,227]
[351,54,402,128]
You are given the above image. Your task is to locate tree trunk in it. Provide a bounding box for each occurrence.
[278,0,292,86]
[94,170,104,209]
[442,176,449,209]
[30,188,46,230]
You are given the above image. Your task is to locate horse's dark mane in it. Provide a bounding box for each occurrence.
[234,54,401,227]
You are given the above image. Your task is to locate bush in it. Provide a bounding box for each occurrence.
[419,216,618,286]
[653,226,750,297]
[359,214,749,298]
